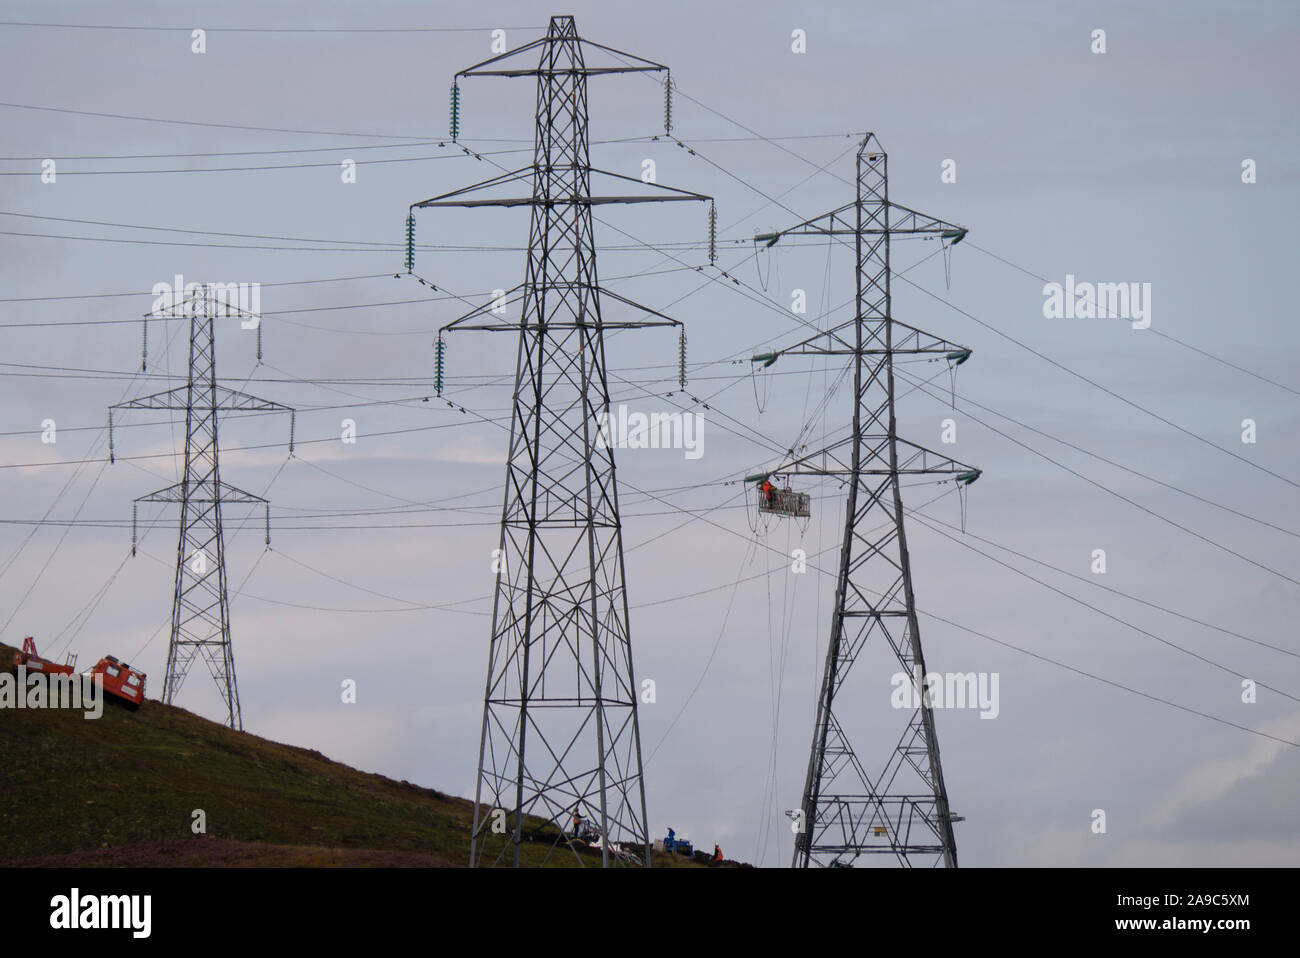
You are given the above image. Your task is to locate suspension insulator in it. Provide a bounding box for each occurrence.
[107,410,116,464]
[450,83,461,141]
[256,315,263,362]
[708,202,717,264]
[664,73,673,135]
[405,213,416,273]
[435,336,446,397]
[130,502,137,556]
[288,411,296,456]
[140,317,148,372]
[678,328,687,389]
[265,505,271,548]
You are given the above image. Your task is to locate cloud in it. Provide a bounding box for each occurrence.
[432,433,507,466]
[1143,710,1300,838]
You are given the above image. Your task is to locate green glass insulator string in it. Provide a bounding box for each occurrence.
[664,73,672,135]
[708,202,717,264]
[678,328,687,389]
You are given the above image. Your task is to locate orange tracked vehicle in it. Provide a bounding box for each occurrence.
[12,636,76,676]
[10,637,146,709]
[88,655,146,710]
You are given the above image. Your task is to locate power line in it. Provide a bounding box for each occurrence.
[967,241,1300,400]
[0,209,511,247]
[895,367,1300,541]
[685,121,1295,503]
[896,369,1300,588]
[0,139,444,161]
[0,313,189,605]
[0,228,498,250]
[0,271,389,304]
[895,271,1300,493]
[0,416,503,471]
[916,511,1298,660]
[924,602,1299,749]
[3,48,1291,775]
[910,513,1300,702]
[0,146,534,176]
[622,462,1300,750]
[0,21,541,34]
[413,104,1300,743]
[0,134,661,165]
[623,81,1299,500]
[0,99,438,139]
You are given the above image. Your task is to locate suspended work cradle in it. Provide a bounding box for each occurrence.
[747,472,812,519]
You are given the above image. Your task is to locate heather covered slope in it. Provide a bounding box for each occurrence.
[0,642,713,868]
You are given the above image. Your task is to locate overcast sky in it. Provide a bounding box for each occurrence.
[1,0,1297,867]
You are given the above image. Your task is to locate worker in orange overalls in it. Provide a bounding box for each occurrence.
[713,844,723,863]
[760,479,774,506]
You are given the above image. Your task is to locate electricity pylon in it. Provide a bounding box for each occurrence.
[409,15,709,867]
[755,135,979,867]
[109,285,293,731]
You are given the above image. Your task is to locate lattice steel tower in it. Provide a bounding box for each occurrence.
[109,286,293,730]
[409,16,708,867]
[755,135,980,867]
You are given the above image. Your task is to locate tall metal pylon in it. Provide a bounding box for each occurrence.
[409,15,709,867]
[109,285,293,730]
[754,135,980,867]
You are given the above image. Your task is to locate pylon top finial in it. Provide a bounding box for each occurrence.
[858,132,885,160]
[548,15,578,37]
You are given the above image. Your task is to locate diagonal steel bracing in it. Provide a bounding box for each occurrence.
[411,15,709,868]
[757,134,980,868]
[109,287,292,731]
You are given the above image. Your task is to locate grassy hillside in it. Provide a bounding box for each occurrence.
[0,642,718,868]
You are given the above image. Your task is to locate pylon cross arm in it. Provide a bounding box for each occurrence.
[758,201,966,244]
[441,285,685,336]
[135,480,268,506]
[454,31,666,80]
[112,384,291,414]
[771,317,971,359]
[111,385,190,411]
[771,436,979,479]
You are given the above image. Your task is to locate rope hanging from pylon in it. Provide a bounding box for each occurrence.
[405,213,416,273]
[751,357,771,414]
[940,227,965,290]
[450,83,461,141]
[955,466,981,532]
[755,233,773,292]
[945,348,970,409]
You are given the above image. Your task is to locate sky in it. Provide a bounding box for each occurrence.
[0,0,1297,867]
